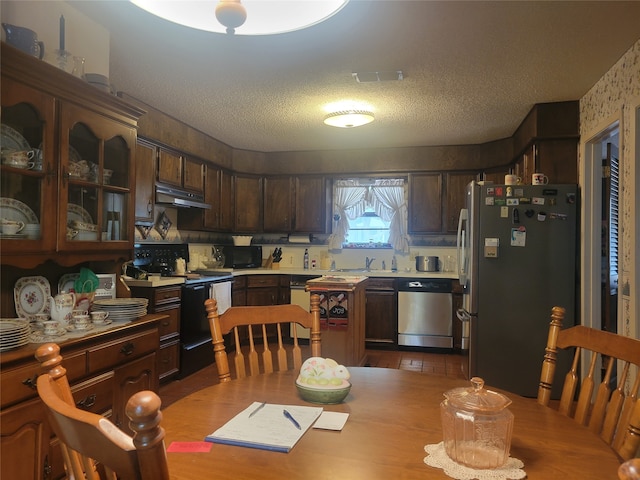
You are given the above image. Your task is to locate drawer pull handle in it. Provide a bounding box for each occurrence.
[120,342,135,356]
[162,321,170,326]
[77,394,96,409]
[22,375,38,390]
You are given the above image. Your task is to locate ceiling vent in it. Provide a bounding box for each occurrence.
[352,70,404,83]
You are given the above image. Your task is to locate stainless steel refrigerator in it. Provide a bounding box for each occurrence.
[456,181,578,397]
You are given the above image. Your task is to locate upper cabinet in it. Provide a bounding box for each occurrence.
[157,148,204,193]
[134,140,156,225]
[178,164,235,232]
[1,44,143,267]
[234,174,262,232]
[444,172,476,233]
[263,176,328,234]
[408,173,443,234]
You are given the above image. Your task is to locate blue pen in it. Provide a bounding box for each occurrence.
[283,409,301,430]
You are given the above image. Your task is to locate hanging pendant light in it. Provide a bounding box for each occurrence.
[215,0,247,34]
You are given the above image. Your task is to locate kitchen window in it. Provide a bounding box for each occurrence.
[328,178,409,252]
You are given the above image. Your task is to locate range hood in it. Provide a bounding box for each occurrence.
[155,184,211,209]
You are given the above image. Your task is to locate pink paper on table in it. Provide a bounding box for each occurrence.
[167,441,212,453]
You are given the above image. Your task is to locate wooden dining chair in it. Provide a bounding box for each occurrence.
[35,343,170,480]
[205,293,322,382]
[538,306,640,461]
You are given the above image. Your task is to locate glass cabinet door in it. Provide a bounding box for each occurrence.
[0,78,56,254]
[59,102,136,249]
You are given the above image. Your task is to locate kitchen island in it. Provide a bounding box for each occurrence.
[305,275,368,366]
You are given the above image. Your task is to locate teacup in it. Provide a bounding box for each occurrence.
[34,313,49,329]
[2,221,25,235]
[43,320,60,336]
[2,150,35,169]
[72,314,91,329]
[90,311,109,323]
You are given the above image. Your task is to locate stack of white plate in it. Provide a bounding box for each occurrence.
[0,318,31,351]
[91,298,149,322]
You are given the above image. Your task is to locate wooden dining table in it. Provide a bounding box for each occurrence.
[160,367,621,479]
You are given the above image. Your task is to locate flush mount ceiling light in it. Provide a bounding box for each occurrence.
[324,110,375,128]
[131,0,349,35]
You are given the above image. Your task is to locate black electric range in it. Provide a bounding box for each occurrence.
[133,243,233,378]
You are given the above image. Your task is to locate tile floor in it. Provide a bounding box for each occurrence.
[159,348,467,408]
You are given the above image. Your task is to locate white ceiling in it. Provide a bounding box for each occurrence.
[70,1,640,153]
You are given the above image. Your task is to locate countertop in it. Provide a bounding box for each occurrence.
[123,268,458,288]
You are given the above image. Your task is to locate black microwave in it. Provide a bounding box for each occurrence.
[222,246,263,269]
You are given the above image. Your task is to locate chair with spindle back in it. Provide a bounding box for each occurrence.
[538,306,640,461]
[35,343,170,480]
[205,293,322,382]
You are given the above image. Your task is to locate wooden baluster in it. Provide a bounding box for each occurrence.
[575,351,598,425]
[538,306,565,406]
[261,324,274,374]
[206,298,232,382]
[276,323,287,371]
[559,347,580,416]
[614,372,640,452]
[601,361,629,443]
[233,327,246,379]
[247,325,259,376]
[589,355,614,433]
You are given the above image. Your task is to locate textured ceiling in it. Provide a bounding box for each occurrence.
[70,1,640,153]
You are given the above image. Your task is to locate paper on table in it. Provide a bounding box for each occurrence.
[205,402,323,453]
[312,411,349,431]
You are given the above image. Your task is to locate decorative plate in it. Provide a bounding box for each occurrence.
[1,124,30,152]
[68,203,93,224]
[0,197,39,224]
[155,210,172,240]
[14,276,51,321]
[58,273,80,294]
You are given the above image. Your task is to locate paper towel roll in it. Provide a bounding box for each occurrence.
[288,234,311,244]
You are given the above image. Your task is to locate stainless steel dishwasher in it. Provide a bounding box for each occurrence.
[397,279,453,348]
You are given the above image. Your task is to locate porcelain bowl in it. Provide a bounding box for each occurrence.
[295,380,351,404]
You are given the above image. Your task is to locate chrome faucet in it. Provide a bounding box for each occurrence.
[365,257,375,270]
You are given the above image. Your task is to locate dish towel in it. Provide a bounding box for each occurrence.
[210,282,232,315]
[424,442,526,480]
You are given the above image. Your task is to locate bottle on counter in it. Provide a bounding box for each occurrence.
[391,255,397,272]
[303,248,309,269]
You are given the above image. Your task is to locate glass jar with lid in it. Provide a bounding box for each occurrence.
[440,377,514,469]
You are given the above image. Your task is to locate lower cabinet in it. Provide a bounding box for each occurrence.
[364,278,397,348]
[0,319,160,480]
[130,285,182,383]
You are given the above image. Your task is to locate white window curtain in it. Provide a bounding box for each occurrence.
[369,179,410,253]
[327,180,367,250]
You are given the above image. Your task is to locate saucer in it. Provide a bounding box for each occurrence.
[66,323,95,332]
[91,319,112,326]
[1,233,27,239]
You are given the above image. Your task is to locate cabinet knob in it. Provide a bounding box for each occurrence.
[76,394,96,410]
[22,375,38,390]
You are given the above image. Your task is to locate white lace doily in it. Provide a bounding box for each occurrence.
[424,442,526,480]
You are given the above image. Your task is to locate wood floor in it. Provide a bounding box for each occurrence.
[159,348,467,408]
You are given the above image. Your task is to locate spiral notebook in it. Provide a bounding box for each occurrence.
[205,402,323,453]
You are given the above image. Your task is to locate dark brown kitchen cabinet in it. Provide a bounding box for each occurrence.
[157,149,204,193]
[0,317,160,480]
[231,275,248,306]
[365,278,397,348]
[445,172,476,232]
[183,157,204,192]
[134,140,156,225]
[178,165,235,232]
[246,275,280,305]
[264,176,294,232]
[293,176,329,233]
[234,174,263,232]
[129,285,181,383]
[408,173,443,234]
[157,148,182,187]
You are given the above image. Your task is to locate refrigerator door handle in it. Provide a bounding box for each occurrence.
[457,208,469,286]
